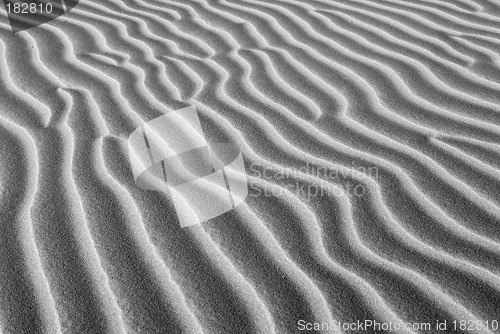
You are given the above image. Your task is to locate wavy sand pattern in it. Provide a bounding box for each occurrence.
[1,0,500,333]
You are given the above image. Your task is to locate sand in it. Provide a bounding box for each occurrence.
[1,0,500,333]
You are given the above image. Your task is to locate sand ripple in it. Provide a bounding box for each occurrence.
[1,0,500,333]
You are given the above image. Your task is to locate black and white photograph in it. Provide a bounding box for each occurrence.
[1,0,500,333]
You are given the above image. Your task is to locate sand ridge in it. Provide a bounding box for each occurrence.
[0,0,500,333]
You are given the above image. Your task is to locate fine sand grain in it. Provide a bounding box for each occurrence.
[1,0,500,333]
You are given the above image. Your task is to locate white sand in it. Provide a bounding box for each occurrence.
[0,0,500,333]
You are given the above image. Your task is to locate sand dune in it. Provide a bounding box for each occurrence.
[1,0,500,333]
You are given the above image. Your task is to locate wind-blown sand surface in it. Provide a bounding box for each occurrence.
[1,0,500,333]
